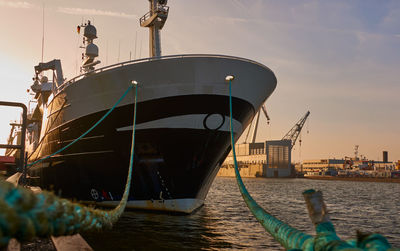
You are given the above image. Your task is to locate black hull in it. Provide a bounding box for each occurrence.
[27,95,254,212]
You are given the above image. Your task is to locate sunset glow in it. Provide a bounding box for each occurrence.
[0,0,399,161]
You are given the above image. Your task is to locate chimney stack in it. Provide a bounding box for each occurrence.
[383,151,388,163]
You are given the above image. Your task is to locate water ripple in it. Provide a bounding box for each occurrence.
[83,177,399,250]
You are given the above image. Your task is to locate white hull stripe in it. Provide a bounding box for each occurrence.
[117,114,242,133]
[84,198,204,214]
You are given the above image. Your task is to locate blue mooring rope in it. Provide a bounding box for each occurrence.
[0,83,138,247]
[28,85,135,167]
[227,78,398,251]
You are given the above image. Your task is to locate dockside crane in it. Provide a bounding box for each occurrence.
[282,111,310,150]
[261,105,270,124]
[244,104,270,144]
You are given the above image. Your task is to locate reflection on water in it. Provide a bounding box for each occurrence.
[83,177,400,250]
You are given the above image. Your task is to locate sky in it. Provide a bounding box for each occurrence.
[0,0,399,162]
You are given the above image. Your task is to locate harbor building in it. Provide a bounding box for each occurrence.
[301,159,345,173]
[220,140,293,178]
[223,143,267,165]
[265,140,291,177]
[220,111,310,178]
[298,149,400,178]
[220,142,267,178]
[299,159,344,176]
[373,161,396,171]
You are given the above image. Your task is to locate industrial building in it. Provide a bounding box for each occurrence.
[265,140,291,177]
[219,111,310,178]
[222,140,292,178]
[295,149,399,178]
[299,159,345,173]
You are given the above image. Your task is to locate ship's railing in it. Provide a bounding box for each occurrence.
[56,54,273,93]
[139,5,169,26]
[139,11,152,25]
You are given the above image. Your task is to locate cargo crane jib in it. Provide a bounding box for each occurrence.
[244,104,270,144]
[282,111,310,150]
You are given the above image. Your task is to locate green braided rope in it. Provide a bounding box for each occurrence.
[28,85,134,167]
[227,79,398,251]
[227,79,313,250]
[0,83,138,247]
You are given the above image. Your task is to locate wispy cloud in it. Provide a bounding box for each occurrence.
[0,0,33,9]
[57,7,137,19]
[208,16,248,25]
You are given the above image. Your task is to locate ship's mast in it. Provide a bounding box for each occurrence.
[79,21,100,73]
[140,0,169,58]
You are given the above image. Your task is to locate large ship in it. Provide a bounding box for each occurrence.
[23,0,277,213]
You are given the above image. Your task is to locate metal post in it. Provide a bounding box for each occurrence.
[140,0,169,58]
[0,101,28,173]
[149,0,161,58]
[21,152,28,185]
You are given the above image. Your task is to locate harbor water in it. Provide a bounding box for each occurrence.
[83,177,400,250]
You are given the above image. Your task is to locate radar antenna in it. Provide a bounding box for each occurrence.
[79,20,101,73]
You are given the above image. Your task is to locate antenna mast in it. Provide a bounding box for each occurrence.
[79,21,100,73]
[139,0,169,58]
[41,4,45,62]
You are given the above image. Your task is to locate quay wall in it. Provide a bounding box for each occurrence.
[217,164,264,178]
[304,176,400,183]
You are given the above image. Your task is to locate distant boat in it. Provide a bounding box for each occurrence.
[21,0,277,213]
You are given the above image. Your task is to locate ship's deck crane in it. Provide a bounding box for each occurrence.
[261,105,270,123]
[282,111,310,150]
[244,104,270,144]
[34,59,64,88]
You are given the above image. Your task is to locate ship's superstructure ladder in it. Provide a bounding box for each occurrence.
[140,0,169,58]
[282,111,310,150]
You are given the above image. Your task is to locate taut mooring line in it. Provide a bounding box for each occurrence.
[226,76,397,251]
[28,84,135,167]
[0,81,138,247]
